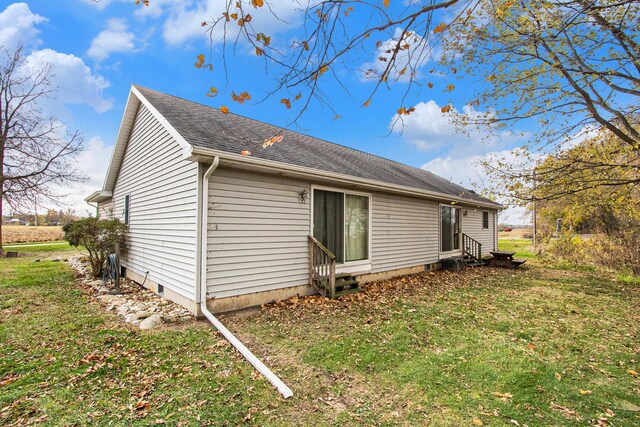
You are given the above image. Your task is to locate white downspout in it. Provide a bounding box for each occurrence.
[199,157,293,399]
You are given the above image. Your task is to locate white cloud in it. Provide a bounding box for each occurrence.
[422,150,532,225]
[23,49,113,113]
[390,100,514,154]
[79,0,171,19]
[558,124,600,151]
[87,18,136,61]
[162,0,302,46]
[391,99,531,224]
[30,136,113,216]
[361,28,438,82]
[133,0,179,20]
[0,2,47,51]
[79,0,118,11]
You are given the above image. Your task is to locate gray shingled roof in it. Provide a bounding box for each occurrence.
[135,85,499,207]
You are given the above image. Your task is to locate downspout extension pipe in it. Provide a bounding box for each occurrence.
[199,157,293,399]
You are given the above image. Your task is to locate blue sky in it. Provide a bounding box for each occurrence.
[1,1,529,222]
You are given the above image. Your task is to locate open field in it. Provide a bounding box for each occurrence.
[1,246,638,426]
[1,226,64,244]
[498,228,532,239]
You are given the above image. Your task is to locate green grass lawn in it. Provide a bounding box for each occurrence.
[0,249,278,426]
[3,241,74,254]
[498,238,535,259]
[1,247,639,426]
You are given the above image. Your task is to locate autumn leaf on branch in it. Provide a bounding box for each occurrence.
[256,33,271,46]
[281,98,291,109]
[220,105,230,114]
[194,54,205,69]
[263,135,284,148]
[198,0,480,130]
[397,107,416,115]
[231,91,251,104]
[433,22,446,34]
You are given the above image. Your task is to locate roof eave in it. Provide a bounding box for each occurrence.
[94,85,195,199]
[190,146,503,210]
[85,190,113,203]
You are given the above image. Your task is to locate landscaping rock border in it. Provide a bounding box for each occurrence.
[68,257,194,330]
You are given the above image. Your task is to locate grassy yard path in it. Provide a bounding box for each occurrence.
[1,247,639,426]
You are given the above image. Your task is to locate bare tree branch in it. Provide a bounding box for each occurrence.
[0,45,84,256]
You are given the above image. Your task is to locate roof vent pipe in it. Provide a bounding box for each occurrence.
[199,157,293,399]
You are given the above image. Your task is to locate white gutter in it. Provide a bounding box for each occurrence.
[198,156,293,399]
[189,146,503,211]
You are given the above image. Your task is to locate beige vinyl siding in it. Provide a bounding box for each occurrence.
[371,193,440,272]
[206,168,311,298]
[462,209,497,253]
[111,104,199,300]
[205,167,498,298]
[97,200,114,218]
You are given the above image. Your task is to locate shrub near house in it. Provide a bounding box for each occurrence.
[63,218,127,278]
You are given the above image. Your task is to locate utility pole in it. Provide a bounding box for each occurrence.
[532,171,537,252]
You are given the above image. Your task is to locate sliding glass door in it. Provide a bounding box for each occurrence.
[313,189,369,263]
[441,205,460,252]
[345,194,369,261]
[313,190,344,262]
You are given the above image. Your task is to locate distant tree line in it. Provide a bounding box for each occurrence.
[2,209,79,227]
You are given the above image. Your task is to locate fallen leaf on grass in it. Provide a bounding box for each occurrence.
[579,389,592,395]
[555,372,562,381]
[472,417,483,425]
[0,373,20,387]
[492,391,513,400]
[550,402,576,416]
[135,400,149,411]
[627,369,638,377]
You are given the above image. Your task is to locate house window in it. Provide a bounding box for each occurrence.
[483,211,489,229]
[313,189,369,263]
[441,206,461,252]
[124,195,130,225]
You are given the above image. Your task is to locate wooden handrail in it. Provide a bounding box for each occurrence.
[462,233,482,262]
[308,235,336,260]
[308,235,336,298]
